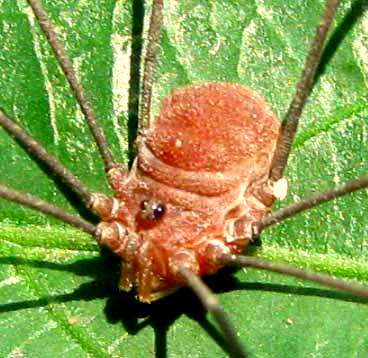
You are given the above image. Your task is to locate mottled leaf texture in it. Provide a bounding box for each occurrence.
[0,1,367,357]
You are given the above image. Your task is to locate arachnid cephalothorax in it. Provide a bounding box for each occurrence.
[0,0,367,357]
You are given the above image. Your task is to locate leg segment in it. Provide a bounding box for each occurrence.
[178,266,249,358]
[27,0,120,174]
[223,254,368,299]
[270,0,341,181]
[0,184,95,234]
[0,109,92,207]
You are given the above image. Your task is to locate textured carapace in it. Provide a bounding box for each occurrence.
[93,82,280,302]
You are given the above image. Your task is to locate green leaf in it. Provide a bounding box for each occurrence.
[0,0,367,357]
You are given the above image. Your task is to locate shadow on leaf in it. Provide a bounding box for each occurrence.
[0,248,366,356]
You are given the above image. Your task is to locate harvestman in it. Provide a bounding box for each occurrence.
[0,0,367,357]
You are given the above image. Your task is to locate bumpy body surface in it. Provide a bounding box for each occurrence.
[94,82,280,302]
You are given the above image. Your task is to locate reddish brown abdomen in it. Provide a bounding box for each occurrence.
[146,82,279,173]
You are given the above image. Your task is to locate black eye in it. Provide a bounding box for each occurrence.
[140,199,166,221]
[152,202,166,220]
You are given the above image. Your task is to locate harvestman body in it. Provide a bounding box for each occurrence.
[0,0,367,357]
[93,83,280,302]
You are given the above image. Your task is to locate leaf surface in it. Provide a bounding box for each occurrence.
[0,1,367,357]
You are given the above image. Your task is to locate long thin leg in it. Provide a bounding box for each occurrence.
[270,0,341,181]
[0,109,92,206]
[178,267,248,358]
[222,254,368,299]
[139,0,164,131]
[257,175,368,232]
[0,184,95,235]
[27,0,116,172]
